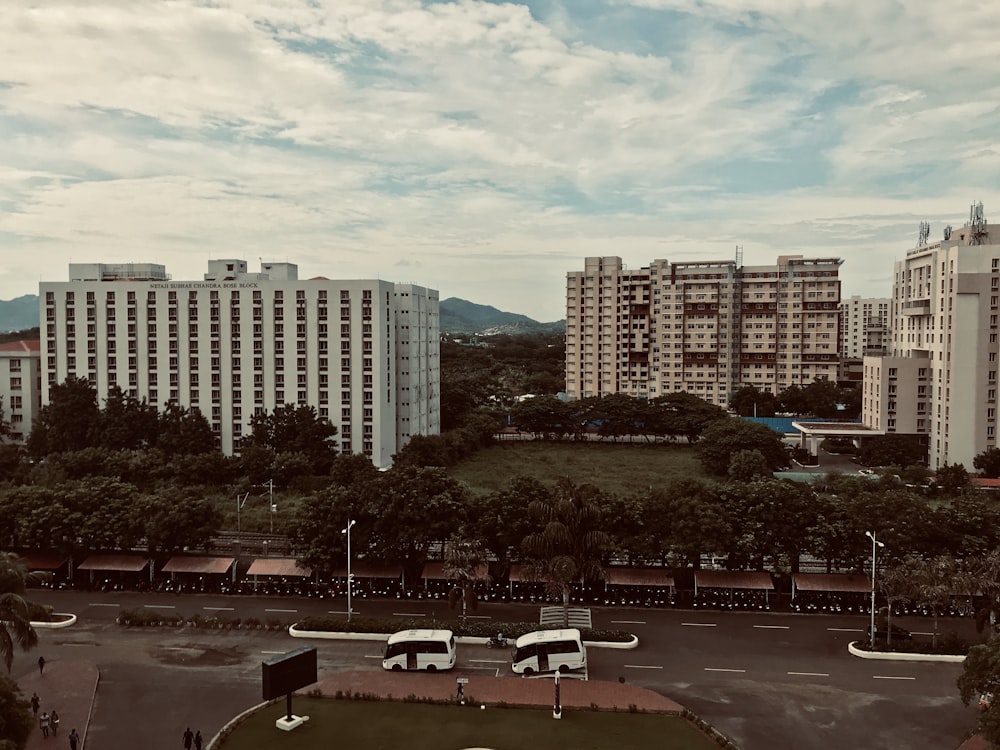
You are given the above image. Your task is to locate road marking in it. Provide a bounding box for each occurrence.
[469,659,506,664]
[144,605,176,609]
[788,672,829,677]
[89,603,120,607]
[364,655,382,660]
[705,668,745,673]
[682,622,717,627]
[753,625,790,630]
[261,651,287,655]
[912,631,933,636]
[264,608,297,613]
[203,607,235,611]
[327,610,359,616]
[612,620,646,625]
[466,615,492,619]
[827,627,865,632]
[393,612,426,617]
[624,664,663,670]
[874,675,916,681]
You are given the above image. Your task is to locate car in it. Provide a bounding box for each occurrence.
[866,623,912,642]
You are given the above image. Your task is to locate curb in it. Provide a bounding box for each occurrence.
[847,640,966,663]
[288,624,639,649]
[32,613,77,629]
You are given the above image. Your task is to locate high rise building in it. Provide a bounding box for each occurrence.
[863,204,998,469]
[39,260,440,467]
[0,339,41,446]
[839,295,890,359]
[565,254,843,405]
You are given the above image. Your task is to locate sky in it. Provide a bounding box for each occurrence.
[1,1,998,322]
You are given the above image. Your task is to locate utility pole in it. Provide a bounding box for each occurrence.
[268,479,275,535]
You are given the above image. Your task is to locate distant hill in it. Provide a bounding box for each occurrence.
[439,297,564,335]
[0,295,39,333]
[0,293,566,336]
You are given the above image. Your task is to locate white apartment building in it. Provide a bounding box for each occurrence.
[0,339,41,446]
[839,295,890,359]
[566,255,843,405]
[39,260,440,467]
[862,206,998,469]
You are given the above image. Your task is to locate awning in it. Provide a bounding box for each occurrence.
[330,562,403,579]
[419,561,488,581]
[78,554,150,572]
[694,570,774,591]
[162,556,235,575]
[606,568,675,587]
[792,573,870,594]
[508,563,527,583]
[16,552,69,571]
[246,558,312,577]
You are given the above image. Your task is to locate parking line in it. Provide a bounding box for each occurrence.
[754,625,790,630]
[788,672,829,677]
[144,604,176,609]
[203,607,235,611]
[264,608,297,613]
[874,675,916,681]
[705,668,745,673]
[682,623,717,627]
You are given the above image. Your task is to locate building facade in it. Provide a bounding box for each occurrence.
[0,339,41,446]
[39,260,440,467]
[839,295,890,359]
[565,255,843,406]
[863,206,998,468]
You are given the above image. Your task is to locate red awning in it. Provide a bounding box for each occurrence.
[162,556,235,575]
[246,558,312,577]
[78,554,150,572]
[793,573,870,593]
[606,568,675,587]
[419,561,489,581]
[694,570,774,590]
[16,552,69,571]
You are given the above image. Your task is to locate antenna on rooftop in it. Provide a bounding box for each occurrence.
[968,201,988,245]
[918,221,930,246]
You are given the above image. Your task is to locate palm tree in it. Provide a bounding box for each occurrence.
[0,552,39,672]
[520,478,610,628]
[443,536,489,624]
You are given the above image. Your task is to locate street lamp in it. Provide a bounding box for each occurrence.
[342,519,356,622]
[866,530,885,649]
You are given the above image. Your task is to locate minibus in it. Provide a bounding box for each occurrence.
[511,628,586,675]
[382,629,457,672]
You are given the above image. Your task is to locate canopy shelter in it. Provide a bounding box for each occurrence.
[78,554,153,585]
[694,570,774,604]
[16,552,70,572]
[162,555,236,582]
[246,558,312,578]
[792,573,870,597]
[605,567,675,589]
[419,561,489,583]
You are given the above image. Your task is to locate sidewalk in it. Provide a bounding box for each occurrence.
[17,659,99,750]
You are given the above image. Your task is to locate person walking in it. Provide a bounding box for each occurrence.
[51,709,60,736]
[69,729,80,750]
[194,730,203,750]
[40,711,51,738]
[30,692,40,717]
[38,655,46,675]
[183,727,194,749]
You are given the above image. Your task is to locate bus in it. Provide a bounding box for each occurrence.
[511,628,586,675]
[382,629,457,672]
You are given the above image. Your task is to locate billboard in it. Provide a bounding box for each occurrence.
[262,647,318,701]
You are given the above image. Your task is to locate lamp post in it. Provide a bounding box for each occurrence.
[866,530,885,648]
[342,519,356,622]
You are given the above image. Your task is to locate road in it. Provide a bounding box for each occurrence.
[12,589,980,750]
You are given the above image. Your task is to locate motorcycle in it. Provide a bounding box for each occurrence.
[486,635,509,649]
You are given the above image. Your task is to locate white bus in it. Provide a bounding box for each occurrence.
[382,629,457,672]
[511,628,586,675]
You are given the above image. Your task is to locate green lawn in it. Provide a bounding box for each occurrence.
[448,441,708,496]
[218,698,718,750]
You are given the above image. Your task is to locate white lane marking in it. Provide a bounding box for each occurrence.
[144,604,176,609]
[327,610,359,615]
[470,659,507,664]
[912,631,933,636]
[705,668,746,673]
[624,664,663,670]
[466,615,492,619]
[203,607,235,611]
[393,612,426,617]
[874,675,916,681]
[89,603,120,607]
[612,620,646,625]
[364,655,383,660]
[264,608,297,613]
[682,623,718,627]
[827,628,865,632]
[261,651,287,655]
[788,672,829,677]
[753,625,790,630]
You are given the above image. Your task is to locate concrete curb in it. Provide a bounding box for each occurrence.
[32,613,77,629]
[288,624,639,649]
[848,640,966,663]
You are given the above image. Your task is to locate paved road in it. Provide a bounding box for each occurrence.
[14,590,981,750]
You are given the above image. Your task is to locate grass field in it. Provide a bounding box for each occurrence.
[448,441,707,496]
[218,698,718,750]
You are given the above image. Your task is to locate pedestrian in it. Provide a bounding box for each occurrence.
[69,729,80,750]
[51,709,60,736]
[456,681,464,701]
[40,711,51,738]
[194,730,203,750]
[31,692,40,716]
[38,655,46,675]
[183,726,194,749]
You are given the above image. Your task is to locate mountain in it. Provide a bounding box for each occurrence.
[439,297,564,335]
[0,295,39,333]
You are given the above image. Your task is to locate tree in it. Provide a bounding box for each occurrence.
[958,636,1000,746]
[0,553,39,673]
[91,386,159,451]
[720,479,818,573]
[140,489,222,553]
[0,397,10,441]
[727,449,772,482]
[244,404,338,474]
[155,404,216,456]
[443,536,488,624]
[649,392,728,443]
[696,418,788,475]
[933,463,971,495]
[857,435,927,468]
[729,386,778,417]
[974,448,1000,479]
[27,376,100,457]
[511,396,576,439]
[895,555,965,648]
[469,476,548,581]
[0,672,33,750]
[289,486,362,579]
[520,478,610,627]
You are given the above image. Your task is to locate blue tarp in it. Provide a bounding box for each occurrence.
[742,417,861,434]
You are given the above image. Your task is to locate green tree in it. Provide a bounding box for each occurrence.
[857,435,927,468]
[958,635,1000,745]
[0,553,39,672]
[895,555,965,648]
[92,386,159,450]
[140,489,222,553]
[934,463,971,495]
[469,476,548,581]
[974,448,1000,479]
[156,404,216,456]
[27,376,100,457]
[520,478,610,627]
[648,392,728,443]
[729,386,778,417]
[0,672,33,750]
[727,449,772,482]
[289,486,361,579]
[720,479,817,573]
[244,404,338,474]
[444,536,488,624]
[511,396,576,439]
[0,396,10,441]
[696,418,788,475]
